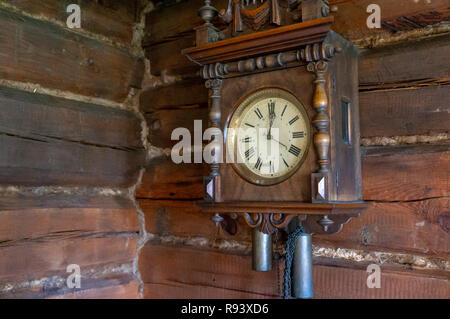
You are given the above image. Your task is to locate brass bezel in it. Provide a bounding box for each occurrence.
[225,87,311,186]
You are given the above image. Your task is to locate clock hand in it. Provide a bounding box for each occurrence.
[271,136,287,149]
[267,112,275,139]
[267,118,273,139]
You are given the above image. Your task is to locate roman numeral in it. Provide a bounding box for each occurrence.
[289,115,299,125]
[245,122,255,128]
[292,131,305,138]
[269,161,274,174]
[289,145,301,157]
[282,158,289,167]
[241,137,252,143]
[281,105,287,117]
[268,101,275,117]
[245,147,255,160]
[254,108,263,120]
[254,157,262,170]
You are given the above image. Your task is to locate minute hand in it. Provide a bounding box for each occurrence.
[271,136,287,149]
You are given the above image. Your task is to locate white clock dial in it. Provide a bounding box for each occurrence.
[226,88,311,185]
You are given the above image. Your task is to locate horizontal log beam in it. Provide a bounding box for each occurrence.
[359,34,450,87]
[0,195,138,244]
[50,279,140,299]
[3,0,137,46]
[360,85,450,137]
[140,79,207,112]
[0,236,136,283]
[0,8,143,103]
[0,86,143,150]
[137,159,206,199]
[0,134,144,187]
[140,244,450,299]
[0,86,145,187]
[5,272,139,299]
[362,145,449,201]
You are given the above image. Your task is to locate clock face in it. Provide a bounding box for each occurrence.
[226,88,311,186]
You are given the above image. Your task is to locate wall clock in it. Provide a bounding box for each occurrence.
[183,0,367,298]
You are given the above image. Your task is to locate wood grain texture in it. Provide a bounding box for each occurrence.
[140,199,251,242]
[144,36,200,76]
[140,244,278,298]
[4,272,139,299]
[50,278,140,299]
[143,282,267,299]
[147,34,197,76]
[0,86,143,150]
[362,145,449,201]
[137,158,206,199]
[0,86,145,187]
[360,85,450,137]
[0,236,136,283]
[140,244,450,299]
[0,8,143,102]
[0,133,144,187]
[140,79,208,112]
[312,257,450,299]
[0,196,139,244]
[0,1,142,300]
[143,0,228,46]
[147,106,208,149]
[0,192,133,210]
[182,17,333,65]
[314,198,450,257]
[0,193,139,299]
[359,34,450,87]
[5,0,137,46]
[330,0,450,42]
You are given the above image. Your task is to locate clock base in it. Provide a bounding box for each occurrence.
[196,201,367,235]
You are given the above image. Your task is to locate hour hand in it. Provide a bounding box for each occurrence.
[267,117,274,138]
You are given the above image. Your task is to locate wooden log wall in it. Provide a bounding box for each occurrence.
[138,0,450,298]
[0,0,150,298]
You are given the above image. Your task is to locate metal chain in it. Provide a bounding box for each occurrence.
[283,225,305,299]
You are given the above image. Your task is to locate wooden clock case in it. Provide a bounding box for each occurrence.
[219,33,361,203]
[183,5,366,235]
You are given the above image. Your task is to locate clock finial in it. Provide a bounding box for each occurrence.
[195,1,221,45]
[198,0,218,25]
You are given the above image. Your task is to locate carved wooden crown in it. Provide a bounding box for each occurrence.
[194,0,333,45]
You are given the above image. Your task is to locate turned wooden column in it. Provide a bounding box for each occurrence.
[308,60,330,173]
[202,63,226,211]
[205,78,223,180]
[308,60,330,203]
